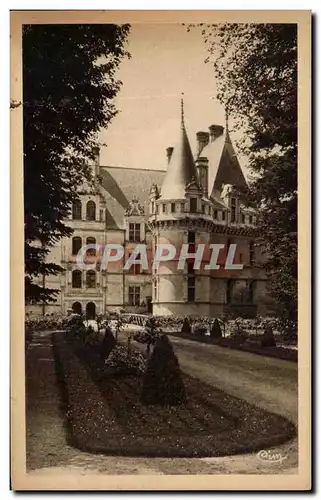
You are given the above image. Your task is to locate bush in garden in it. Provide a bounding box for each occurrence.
[261,325,276,347]
[229,317,249,343]
[145,316,160,344]
[100,326,116,360]
[104,345,146,376]
[181,317,192,334]
[141,334,186,406]
[67,314,87,339]
[193,324,208,336]
[210,318,223,338]
[83,325,101,347]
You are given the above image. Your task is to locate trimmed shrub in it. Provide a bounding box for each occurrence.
[181,317,192,334]
[67,314,87,339]
[210,319,223,338]
[100,327,116,360]
[193,324,208,336]
[141,334,186,406]
[104,345,146,377]
[261,326,276,347]
[83,326,101,348]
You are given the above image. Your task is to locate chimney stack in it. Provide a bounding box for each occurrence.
[209,125,224,143]
[166,146,174,164]
[196,131,210,157]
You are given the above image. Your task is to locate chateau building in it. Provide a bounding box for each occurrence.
[27,100,270,319]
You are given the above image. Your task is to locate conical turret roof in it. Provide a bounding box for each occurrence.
[160,98,199,200]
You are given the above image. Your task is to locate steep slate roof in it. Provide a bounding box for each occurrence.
[99,122,247,229]
[159,100,199,200]
[200,131,247,198]
[100,166,165,229]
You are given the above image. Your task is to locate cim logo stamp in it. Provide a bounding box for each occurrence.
[257,450,288,464]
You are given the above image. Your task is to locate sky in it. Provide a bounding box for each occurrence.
[99,23,241,172]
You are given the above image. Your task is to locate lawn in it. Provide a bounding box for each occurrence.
[53,332,296,458]
[168,331,298,362]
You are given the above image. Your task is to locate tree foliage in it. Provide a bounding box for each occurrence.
[193,23,297,330]
[23,24,130,303]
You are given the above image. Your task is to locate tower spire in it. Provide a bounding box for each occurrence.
[181,93,184,128]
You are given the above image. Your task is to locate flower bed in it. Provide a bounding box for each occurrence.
[52,331,296,457]
[25,313,69,332]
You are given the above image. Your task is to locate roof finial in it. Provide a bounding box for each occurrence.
[181,93,185,127]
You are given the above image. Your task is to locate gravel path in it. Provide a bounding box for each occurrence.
[26,331,298,476]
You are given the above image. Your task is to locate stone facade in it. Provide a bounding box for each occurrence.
[27,103,271,319]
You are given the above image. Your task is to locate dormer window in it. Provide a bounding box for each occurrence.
[129,223,141,242]
[190,198,197,213]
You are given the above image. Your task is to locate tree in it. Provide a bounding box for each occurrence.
[23,24,130,303]
[193,23,297,333]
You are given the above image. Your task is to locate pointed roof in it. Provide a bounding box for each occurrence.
[200,118,247,197]
[160,97,199,200]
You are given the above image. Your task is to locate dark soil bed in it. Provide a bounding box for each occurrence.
[53,332,296,458]
[170,332,297,362]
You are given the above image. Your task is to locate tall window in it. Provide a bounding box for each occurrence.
[171,203,176,213]
[188,231,195,243]
[128,252,140,274]
[214,209,218,219]
[86,236,96,257]
[190,198,197,213]
[248,281,255,303]
[153,280,158,301]
[222,211,226,221]
[86,270,96,288]
[129,223,141,242]
[181,203,185,213]
[72,270,82,289]
[188,231,195,253]
[72,200,82,220]
[129,286,140,306]
[187,277,195,302]
[249,215,253,224]
[86,200,96,221]
[249,241,255,265]
[231,198,236,223]
[187,262,195,274]
[226,279,233,304]
[72,236,82,255]
[241,213,245,224]
[162,204,166,213]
